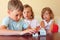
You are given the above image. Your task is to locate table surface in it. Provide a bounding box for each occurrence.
[0,33,60,40]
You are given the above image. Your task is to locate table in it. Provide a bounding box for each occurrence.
[0,33,60,40]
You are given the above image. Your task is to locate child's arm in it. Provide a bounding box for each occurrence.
[0,25,35,35]
[48,21,55,33]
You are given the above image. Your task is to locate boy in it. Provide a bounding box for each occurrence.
[0,0,35,35]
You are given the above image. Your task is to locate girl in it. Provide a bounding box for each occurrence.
[23,4,40,33]
[40,7,55,34]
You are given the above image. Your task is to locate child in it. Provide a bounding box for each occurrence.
[23,4,40,33]
[0,0,35,35]
[40,7,55,34]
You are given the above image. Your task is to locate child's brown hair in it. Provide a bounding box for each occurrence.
[23,4,34,19]
[8,0,23,12]
[41,7,54,19]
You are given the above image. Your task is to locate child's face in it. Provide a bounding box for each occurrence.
[8,9,22,22]
[43,11,50,21]
[23,7,32,19]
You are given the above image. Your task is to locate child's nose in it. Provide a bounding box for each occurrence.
[18,16,20,19]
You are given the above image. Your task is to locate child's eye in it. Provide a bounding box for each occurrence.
[46,13,48,15]
[27,11,29,13]
[16,14,18,16]
[23,12,25,14]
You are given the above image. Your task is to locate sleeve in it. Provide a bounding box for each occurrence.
[1,17,10,27]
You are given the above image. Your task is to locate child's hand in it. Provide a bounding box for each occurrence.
[35,26,40,32]
[26,29,36,34]
[40,21,45,28]
[19,29,36,35]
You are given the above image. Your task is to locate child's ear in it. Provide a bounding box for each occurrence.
[8,10,10,14]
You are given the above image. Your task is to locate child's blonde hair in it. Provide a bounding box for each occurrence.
[23,4,34,19]
[41,7,54,19]
[8,0,23,12]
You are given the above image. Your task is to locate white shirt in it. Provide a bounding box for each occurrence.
[23,19,40,29]
[1,16,28,31]
[43,19,53,30]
